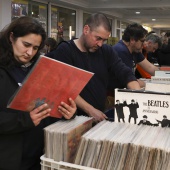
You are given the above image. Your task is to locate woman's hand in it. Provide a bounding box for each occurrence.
[30,103,51,126]
[58,98,77,119]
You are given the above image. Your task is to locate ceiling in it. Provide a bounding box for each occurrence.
[50,0,170,30]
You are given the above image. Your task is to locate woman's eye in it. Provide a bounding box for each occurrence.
[24,43,30,47]
[33,47,39,50]
[23,43,39,50]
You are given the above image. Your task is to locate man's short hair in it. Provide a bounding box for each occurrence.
[84,13,111,32]
[145,34,162,48]
[122,23,147,42]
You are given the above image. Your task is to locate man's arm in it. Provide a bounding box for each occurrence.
[138,58,159,76]
[137,79,146,88]
[75,95,107,122]
[126,81,141,90]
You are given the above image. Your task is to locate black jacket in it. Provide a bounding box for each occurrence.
[157,44,170,66]
[0,66,57,170]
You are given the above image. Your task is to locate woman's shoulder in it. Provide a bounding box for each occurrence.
[0,67,12,83]
[0,66,8,73]
[0,67,12,79]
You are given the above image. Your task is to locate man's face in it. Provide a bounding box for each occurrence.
[131,38,145,53]
[131,101,135,104]
[143,118,147,121]
[145,41,159,53]
[117,101,120,104]
[83,25,110,52]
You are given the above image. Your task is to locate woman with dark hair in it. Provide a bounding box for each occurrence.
[0,16,76,170]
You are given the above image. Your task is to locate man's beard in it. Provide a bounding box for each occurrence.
[83,41,98,53]
[134,48,142,53]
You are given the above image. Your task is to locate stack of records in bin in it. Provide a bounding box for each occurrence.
[44,115,93,163]
[74,120,170,170]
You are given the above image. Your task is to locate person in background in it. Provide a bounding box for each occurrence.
[109,23,159,91]
[46,13,141,122]
[0,16,76,170]
[157,32,170,66]
[144,30,159,64]
[135,33,162,79]
[162,31,170,47]
[42,37,58,55]
[160,31,166,41]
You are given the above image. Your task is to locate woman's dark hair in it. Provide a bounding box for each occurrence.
[122,23,148,42]
[0,16,46,67]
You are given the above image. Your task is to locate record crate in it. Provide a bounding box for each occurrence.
[40,155,100,170]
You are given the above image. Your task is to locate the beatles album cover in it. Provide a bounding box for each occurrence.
[115,88,170,128]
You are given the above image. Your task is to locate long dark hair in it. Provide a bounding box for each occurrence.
[0,16,46,67]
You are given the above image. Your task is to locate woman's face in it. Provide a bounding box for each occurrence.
[10,33,42,64]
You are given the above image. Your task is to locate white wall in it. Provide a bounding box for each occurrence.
[0,0,11,31]
[152,28,161,36]
[111,18,117,37]
[76,9,83,38]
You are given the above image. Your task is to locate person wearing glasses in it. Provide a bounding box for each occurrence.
[136,33,162,79]
[107,23,159,94]
[46,13,141,122]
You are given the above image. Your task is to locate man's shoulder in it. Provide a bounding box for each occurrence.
[113,40,123,48]
[113,40,128,53]
[102,44,112,50]
[102,44,118,54]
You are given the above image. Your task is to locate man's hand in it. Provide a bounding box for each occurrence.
[88,107,107,122]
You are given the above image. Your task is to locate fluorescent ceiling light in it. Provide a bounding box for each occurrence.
[136,12,140,14]
[152,19,156,21]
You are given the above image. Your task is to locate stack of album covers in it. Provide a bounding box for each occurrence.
[44,116,93,163]
[74,120,170,170]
